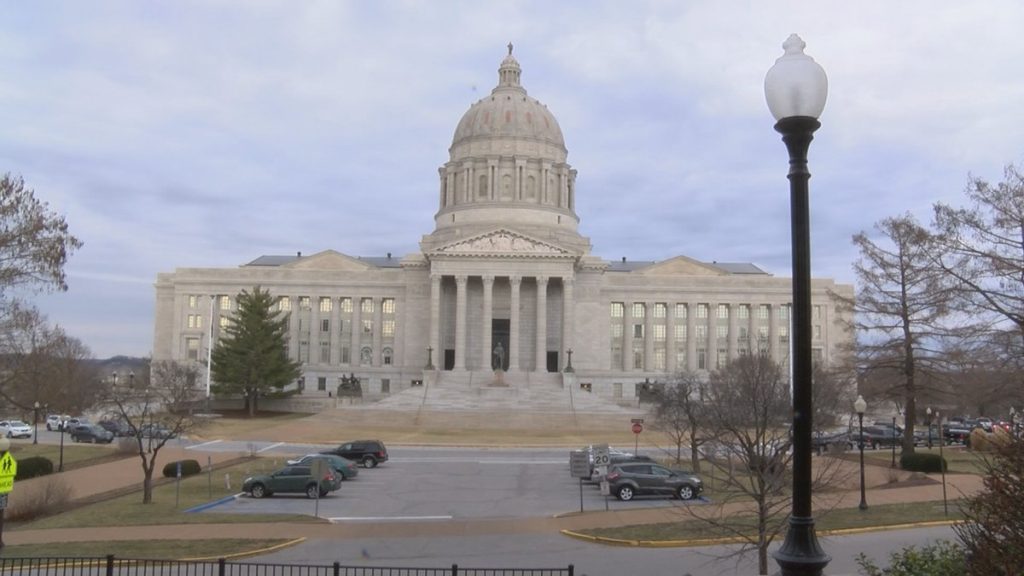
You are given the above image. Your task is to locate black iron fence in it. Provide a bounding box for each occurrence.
[0,557,574,576]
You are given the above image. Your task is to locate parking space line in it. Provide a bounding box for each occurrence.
[328,515,453,522]
[258,442,285,453]
[186,439,223,450]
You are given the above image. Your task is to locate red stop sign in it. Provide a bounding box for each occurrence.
[632,422,643,434]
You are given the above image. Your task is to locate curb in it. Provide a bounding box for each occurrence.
[560,519,961,548]
[183,493,243,513]
[181,537,308,561]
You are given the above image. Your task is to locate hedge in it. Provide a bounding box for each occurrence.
[15,456,54,480]
[161,459,202,478]
[900,452,947,473]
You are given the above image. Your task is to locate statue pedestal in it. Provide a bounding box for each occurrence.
[492,369,506,387]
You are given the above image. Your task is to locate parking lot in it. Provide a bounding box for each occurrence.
[204,446,706,521]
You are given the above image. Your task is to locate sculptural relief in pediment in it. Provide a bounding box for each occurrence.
[435,231,571,256]
[286,250,373,271]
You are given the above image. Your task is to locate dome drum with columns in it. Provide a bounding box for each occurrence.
[153,47,853,410]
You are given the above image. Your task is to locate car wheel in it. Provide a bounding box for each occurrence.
[677,485,696,500]
[306,484,320,499]
[319,489,329,497]
[250,484,267,498]
[616,485,635,501]
[362,456,377,468]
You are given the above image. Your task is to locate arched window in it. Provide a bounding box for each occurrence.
[383,347,393,366]
[360,346,372,366]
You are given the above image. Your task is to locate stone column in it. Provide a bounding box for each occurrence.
[686,303,697,371]
[309,296,321,365]
[454,275,468,370]
[509,276,521,371]
[289,296,301,363]
[482,275,494,369]
[329,297,340,365]
[769,303,779,363]
[561,278,574,368]
[666,302,677,373]
[429,275,441,368]
[372,297,383,367]
[535,276,548,372]
[622,301,633,371]
[707,301,718,370]
[727,302,738,361]
[351,295,362,366]
[644,302,654,371]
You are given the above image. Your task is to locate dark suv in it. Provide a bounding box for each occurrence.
[605,462,702,501]
[321,440,389,468]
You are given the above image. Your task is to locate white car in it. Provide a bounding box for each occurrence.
[46,414,69,431]
[0,420,33,439]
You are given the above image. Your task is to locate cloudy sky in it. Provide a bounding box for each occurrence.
[2,2,1023,358]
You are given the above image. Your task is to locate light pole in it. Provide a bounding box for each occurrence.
[765,33,831,576]
[891,413,898,468]
[926,407,934,449]
[32,401,40,445]
[936,411,948,516]
[425,346,434,370]
[855,395,868,511]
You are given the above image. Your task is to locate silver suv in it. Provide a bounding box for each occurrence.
[605,462,703,501]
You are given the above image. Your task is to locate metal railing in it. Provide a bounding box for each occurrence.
[0,557,574,576]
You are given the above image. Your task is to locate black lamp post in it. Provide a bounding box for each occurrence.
[855,395,868,511]
[936,410,948,516]
[765,34,831,576]
[891,414,898,468]
[32,401,40,445]
[58,416,65,472]
[926,407,934,449]
[425,346,434,370]
[564,348,574,373]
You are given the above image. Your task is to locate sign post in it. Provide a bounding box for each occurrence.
[631,419,644,454]
[310,459,327,518]
[0,440,15,550]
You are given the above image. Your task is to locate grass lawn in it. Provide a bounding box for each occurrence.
[16,456,323,530]
[579,500,964,543]
[9,442,129,470]
[0,539,295,560]
[190,411,312,441]
[861,445,987,474]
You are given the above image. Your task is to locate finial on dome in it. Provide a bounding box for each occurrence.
[496,43,523,91]
[508,42,513,56]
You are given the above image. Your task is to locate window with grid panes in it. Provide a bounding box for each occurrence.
[632,302,645,318]
[278,296,291,311]
[654,303,666,318]
[319,297,332,313]
[340,298,353,313]
[383,319,395,338]
[219,296,231,310]
[675,303,687,319]
[697,304,708,318]
[299,296,311,310]
[361,298,374,314]
[382,298,395,314]
[611,302,624,318]
[718,304,729,319]
[653,324,666,341]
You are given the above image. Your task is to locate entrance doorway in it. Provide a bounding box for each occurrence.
[546,350,559,373]
[492,319,510,370]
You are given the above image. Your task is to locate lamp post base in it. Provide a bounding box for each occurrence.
[774,516,831,576]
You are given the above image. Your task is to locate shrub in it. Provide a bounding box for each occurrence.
[856,540,966,576]
[900,452,946,473]
[15,456,54,480]
[5,476,73,521]
[954,437,1024,574]
[162,459,202,478]
[968,428,990,451]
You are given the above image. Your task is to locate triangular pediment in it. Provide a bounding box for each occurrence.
[636,255,727,276]
[433,229,573,257]
[284,250,374,271]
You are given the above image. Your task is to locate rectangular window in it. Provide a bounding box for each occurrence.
[633,324,644,339]
[675,324,687,339]
[813,305,822,320]
[382,298,395,315]
[613,382,623,398]
[361,298,374,314]
[381,379,390,393]
[779,325,789,343]
[321,319,330,333]
[187,315,202,329]
[610,302,624,318]
[340,297,353,313]
[220,316,230,328]
[739,326,749,340]
[697,348,707,370]
[299,296,311,310]
[610,323,623,338]
[677,351,688,370]
[338,319,345,334]
[813,324,822,340]
[341,346,350,364]
[653,324,666,341]
[319,297,332,313]
[675,303,687,319]
[317,376,327,391]
[633,350,644,369]
[738,304,750,319]
[654,303,666,318]
[654,349,666,370]
[695,325,707,340]
[632,302,645,319]
[278,296,291,311]
[779,305,790,321]
[758,304,770,320]
[758,326,769,340]
[717,348,728,369]
[185,337,200,361]
[697,304,708,319]
[320,342,330,363]
[362,319,373,335]
[716,325,728,339]
[188,295,198,309]
[812,348,823,363]
[383,319,395,338]
[718,304,729,319]
[219,296,231,311]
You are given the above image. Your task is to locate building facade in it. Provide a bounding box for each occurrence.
[153,48,853,403]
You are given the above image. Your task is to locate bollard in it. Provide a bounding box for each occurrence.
[224,473,231,490]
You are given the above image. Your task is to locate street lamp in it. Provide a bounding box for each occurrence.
[936,411,948,516]
[855,395,868,511]
[891,413,898,468]
[32,401,40,445]
[425,346,434,370]
[765,33,831,576]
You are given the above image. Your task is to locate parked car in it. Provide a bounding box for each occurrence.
[287,454,360,480]
[912,427,945,446]
[46,414,70,431]
[943,422,973,444]
[605,462,703,501]
[242,465,342,499]
[857,426,900,449]
[812,428,855,452]
[69,424,114,444]
[98,420,133,437]
[62,417,89,432]
[140,423,177,439]
[320,440,388,468]
[0,420,32,439]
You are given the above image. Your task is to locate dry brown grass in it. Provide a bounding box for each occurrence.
[6,475,74,521]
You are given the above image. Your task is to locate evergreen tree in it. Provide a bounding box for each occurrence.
[211,286,301,416]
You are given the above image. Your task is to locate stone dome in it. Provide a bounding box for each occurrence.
[450,46,565,154]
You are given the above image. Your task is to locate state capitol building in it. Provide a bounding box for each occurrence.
[153,48,853,405]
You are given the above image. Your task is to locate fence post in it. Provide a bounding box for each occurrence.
[334,561,340,576]
[218,557,226,576]
[105,554,114,576]
[568,563,574,576]
[451,563,458,575]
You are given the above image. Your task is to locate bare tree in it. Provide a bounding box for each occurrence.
[837,214,955,454]
[103,360,204,504]
[648,371,707,472]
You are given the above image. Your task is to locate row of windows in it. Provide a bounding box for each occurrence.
[610,302,822,321]
[612,321,822,341]
[187,294,396,315]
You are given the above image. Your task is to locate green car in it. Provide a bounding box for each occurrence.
[242,465,341,499]
[288,454,360,480]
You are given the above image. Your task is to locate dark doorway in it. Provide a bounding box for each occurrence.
[546,350,559,373]
[492,319,510,370]
[444,349,455,371]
